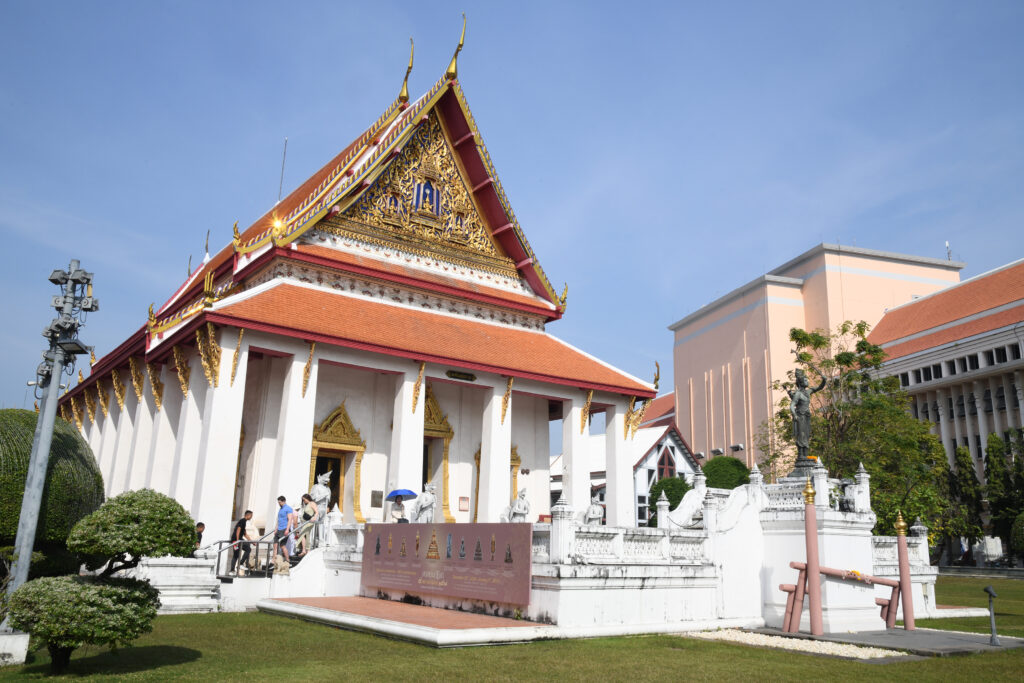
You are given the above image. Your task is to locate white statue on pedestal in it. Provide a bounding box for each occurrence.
[508,488,530,523]
[583,495,604,526]
[411,484,436,524]
[310,471,332,547]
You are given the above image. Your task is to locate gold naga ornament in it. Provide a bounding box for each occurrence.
[398,38,414,104]
[146,362,165,411]
[230,328,245,387]
[95,380,109,418]
[445,13,466,81]
[172,346,191,398]
[128,357,146,401]
[411,362,426,413]
[111,368,126,410]
[196,322,222,388]
[501,376,514,424]
[301,342,316,397]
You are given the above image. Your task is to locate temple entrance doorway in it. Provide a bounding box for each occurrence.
[312,451,343,513]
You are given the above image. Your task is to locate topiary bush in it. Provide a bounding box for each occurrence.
[68,488,196,577]
[7,575,160,673]
[647,477,691,527]
[1012,511,1024,565]
[0,408,105,545]
[703,456,750,489]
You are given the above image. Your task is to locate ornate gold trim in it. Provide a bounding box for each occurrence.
[128,357,145,401]
[77,369,84,384]
[301,343,316,398]
[423,384,456,522]
[70,396,83,430]
[90,349,97,367]
[311,401,367,524]
[172,346,191,398]
[580,389,593,434]
[59,402,71,422]
[83,389,95,423]
[473,447,481,523]
[623,395,653,439]
[501,376,514,425]
[354,451,365,523]
[230,328,245,386]
[202,271,216,307]
[510,445,521,503]
[146,362,164,411]
[196,323,222,388]
[95,381,109,418]
[231,425,246,521]
[111,369,126,410]
[411,362,425,413]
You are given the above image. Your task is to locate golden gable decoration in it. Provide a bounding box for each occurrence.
[146,362,165,411]
[129,357,145,401]
[111,369,126,410]
[95,380,109,418]
[311,401,367,524]
[172,346,191,398]
[83,389,95,423]
[335,110,515,276]
[423,384,456,523]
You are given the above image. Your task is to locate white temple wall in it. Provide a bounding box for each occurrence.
[147,363,181,497]
[97,400,121,493]
[236,354,269,530]
[246,354,287,531]
[109,385,139,495]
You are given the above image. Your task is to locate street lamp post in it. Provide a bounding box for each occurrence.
[2,260,98,630]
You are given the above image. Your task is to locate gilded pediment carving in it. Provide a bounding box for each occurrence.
[313,400,366,450]
[423,384,453,437]
[338,111,511,271]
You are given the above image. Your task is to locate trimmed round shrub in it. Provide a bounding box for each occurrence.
[702,456,750,489]
[0,408,104,545]
[69,488,196,576]
[1012,511,1024,559]
[7,575,160,673]
[647,477,691,527]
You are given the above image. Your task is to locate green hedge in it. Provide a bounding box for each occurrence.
[0,408,104,544]
[703,456,750,489]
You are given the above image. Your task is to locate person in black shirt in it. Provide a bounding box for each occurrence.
[231,511,255,575]
[194,522,205,557]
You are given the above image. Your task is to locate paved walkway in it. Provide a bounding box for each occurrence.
[752,627,1024,656]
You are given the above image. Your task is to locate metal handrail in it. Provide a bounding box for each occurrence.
[209,518,320,576]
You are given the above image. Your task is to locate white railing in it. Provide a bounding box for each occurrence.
[557,524,707,565]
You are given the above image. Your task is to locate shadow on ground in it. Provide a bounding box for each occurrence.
[17,645,201,677]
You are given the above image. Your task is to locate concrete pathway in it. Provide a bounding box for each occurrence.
[752,627,1024,656]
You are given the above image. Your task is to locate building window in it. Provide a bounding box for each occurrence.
[958,357,968,373]
[997,387,1006,411]
[932,364,942,379]
[984,390,993,414]
[956,395,966,417]
[900,372,910,387]
[984,350,995,366]
[995,347,1008,363]
[914,369,922,383]
[969,355,980,371]
[922,367,932,382]
[1011,344,1022,361]
[947,360,957,376]
[658,450,676,480]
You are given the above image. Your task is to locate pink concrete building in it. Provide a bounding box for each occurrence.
[669,243,964,468]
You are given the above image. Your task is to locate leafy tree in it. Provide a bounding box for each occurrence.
[646,477,691,527]
[0,409,104,581]
[984,433,1016,545]
[949,446,984,546]
[8,575,159,673]
[68,488,195,577]
[702,457,749,489]
[755,322,973,538]
[1011,511,1024,565]
[7,489,194,673]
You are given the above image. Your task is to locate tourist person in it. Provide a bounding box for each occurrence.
[194,522,205,556]
[275,496,294,562]
[392,495,407,523]
[231,510,255,575]
[294,494,318,558]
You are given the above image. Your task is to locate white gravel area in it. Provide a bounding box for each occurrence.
[683,629,908,659]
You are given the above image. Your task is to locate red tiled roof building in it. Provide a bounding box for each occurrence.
[61,61,655,535]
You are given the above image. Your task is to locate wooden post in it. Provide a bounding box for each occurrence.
[895,511,915,630]
[803,478,824,636]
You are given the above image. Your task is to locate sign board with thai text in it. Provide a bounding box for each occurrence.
[361,523,532,606]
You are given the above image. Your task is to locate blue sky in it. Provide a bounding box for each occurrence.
[2,1,1022,409]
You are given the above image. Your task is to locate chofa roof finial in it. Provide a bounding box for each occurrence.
[399,38,414,104]
[445,13,466,81]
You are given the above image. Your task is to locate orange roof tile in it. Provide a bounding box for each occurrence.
[870,260,1024,346]
[875,305,1024,360]
[210,283,652,396]
[639,392,675,427]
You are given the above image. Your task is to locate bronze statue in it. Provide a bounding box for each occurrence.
[788,363,826,469]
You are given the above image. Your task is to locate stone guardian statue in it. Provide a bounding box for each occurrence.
[411,484,436,524]
[309,470,332,547]
[787,363,826,476]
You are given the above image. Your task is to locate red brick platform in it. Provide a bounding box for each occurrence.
[258,596,555,647]
[277,597,535,630]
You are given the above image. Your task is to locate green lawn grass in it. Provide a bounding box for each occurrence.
[915,576,1024,638]
[4,577,1023,681]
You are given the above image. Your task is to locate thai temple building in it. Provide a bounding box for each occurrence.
[59,53,656,539]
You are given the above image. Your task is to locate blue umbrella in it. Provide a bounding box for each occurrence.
[385,489,417,501]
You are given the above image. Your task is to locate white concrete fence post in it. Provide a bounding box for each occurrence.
[550,495,576,564]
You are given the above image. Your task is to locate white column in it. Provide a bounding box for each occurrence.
[97,398,121,491]
[387,366,425,508]
[478,382,512,523]
[126,378,156,491]
[1001,373,1017,431]
[170,353,209,512]
[108,385,138,496]
[951,386,964,453]
[605,401,632,527]
[989,377,1003,437]
[935,388,953,465]
[973,380,989,458]
[963,383,980,462]
[1015,370,1024,430]
[560,394,589,513]
[191,328,250,538]
[270,348,319,525]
